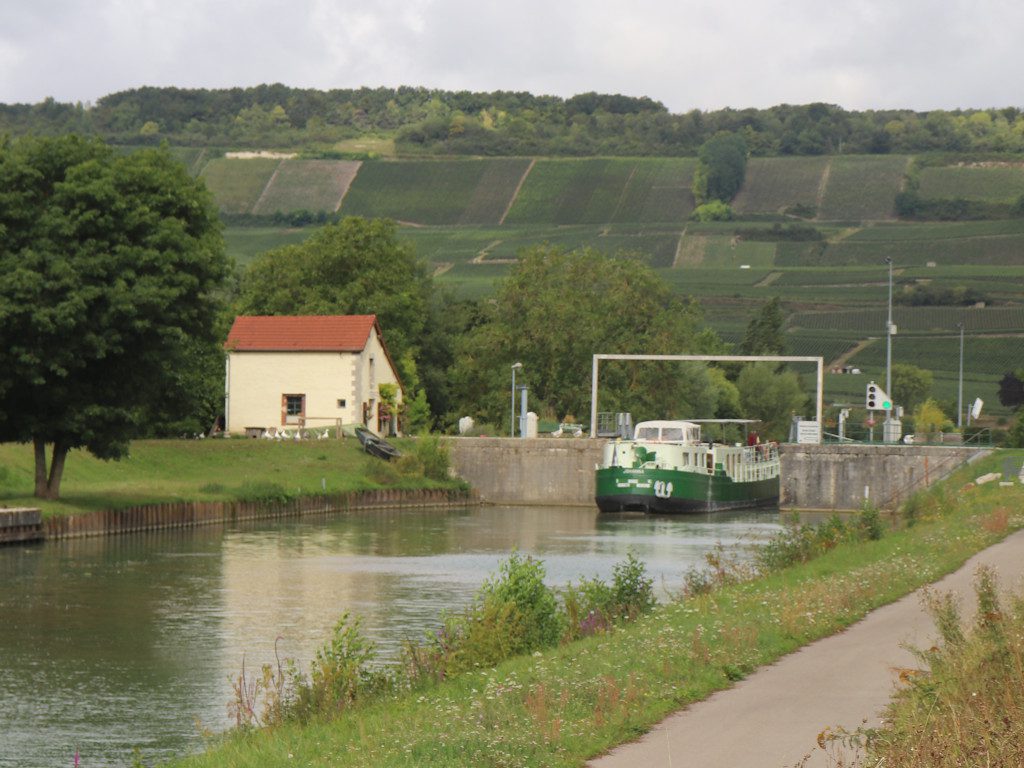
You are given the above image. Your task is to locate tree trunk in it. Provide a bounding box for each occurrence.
[33,437,49,498]
[45,441,69,500]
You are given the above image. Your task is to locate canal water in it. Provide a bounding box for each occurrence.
[0,505,783,767]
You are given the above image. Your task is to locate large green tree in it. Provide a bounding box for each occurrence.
[692,131,748,204]
[736,363,807,441]
[236,217,448,422]
[997,370,1024,410]
[0,135,229,498]
[450,246,726,429]
[740,297,786,356]
[891,363,933,414]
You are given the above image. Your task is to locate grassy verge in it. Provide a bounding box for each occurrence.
[831,562,1024,767]
[0,438,462,518]
[174,451,1023,768]
[863,566,1024,766]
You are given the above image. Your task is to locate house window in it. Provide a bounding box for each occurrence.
[283,394,305,425]
[337,399,346,408]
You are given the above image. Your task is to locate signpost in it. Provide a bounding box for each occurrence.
[796,420,821,444]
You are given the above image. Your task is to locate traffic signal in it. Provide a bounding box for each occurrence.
[866,382,892,411]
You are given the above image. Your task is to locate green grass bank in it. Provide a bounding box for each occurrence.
[173,451,1023,768]
[0,438,463,519]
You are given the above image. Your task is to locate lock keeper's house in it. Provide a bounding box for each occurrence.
[224,315,403,437]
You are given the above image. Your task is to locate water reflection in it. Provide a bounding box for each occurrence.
[0,505,781,767]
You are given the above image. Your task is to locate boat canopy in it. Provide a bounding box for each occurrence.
[633,420,701,443]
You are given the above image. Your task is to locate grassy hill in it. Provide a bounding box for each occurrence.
[205,150,1024,422]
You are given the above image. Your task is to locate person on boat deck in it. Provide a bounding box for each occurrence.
[747,431,760,446]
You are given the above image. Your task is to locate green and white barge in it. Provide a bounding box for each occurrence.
[595,420,780,514]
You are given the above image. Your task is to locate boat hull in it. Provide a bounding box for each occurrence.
[355,427,401,461]
[595,466,779,514]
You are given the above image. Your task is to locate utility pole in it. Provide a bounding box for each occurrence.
[882,257,902,443]
[957,322,964,429]
[885,256,894,400]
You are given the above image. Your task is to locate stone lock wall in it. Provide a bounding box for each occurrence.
[445,437,989,510]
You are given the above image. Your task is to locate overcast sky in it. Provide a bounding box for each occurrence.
[1,0,1020,112]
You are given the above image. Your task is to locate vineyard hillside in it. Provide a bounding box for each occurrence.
[200,153,917,224]
[207,149,1024,421]
[252,159,361,214]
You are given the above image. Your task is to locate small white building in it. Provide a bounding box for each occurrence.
[224,315,403,437]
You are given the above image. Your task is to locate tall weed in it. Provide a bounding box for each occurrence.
[681,544,754,597]
[861,569,1024,767]
[229,614,388,727]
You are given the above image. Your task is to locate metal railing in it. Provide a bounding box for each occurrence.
[880,444,993,510]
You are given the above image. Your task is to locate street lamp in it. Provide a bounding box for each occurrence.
[957,322,964,429]
[510,362,522,437]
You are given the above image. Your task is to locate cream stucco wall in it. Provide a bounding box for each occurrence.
[225,329,403,436]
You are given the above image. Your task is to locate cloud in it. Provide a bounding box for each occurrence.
[0,0,1021,111]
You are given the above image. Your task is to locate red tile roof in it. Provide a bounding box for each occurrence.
[225,315,379,352]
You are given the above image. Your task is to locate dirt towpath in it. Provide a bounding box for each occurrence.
[589,527,1024,768]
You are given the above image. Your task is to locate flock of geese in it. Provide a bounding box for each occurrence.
[261,427,332,441]
[187,428,332,440]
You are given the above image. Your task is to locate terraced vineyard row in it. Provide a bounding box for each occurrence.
[339,159,518,224]
[732,156,829,214]
[847,219,1024,240]
[848,335,1024,377]
[817,155,909,220]
[789,306,1024,334]
[253,160,359,214]
[919,165,1024,201]
[784,333,864,363]
[197,153,967,224]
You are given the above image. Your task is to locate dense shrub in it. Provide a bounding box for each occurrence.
[562,550,657,638]
[689,200,734,221]
[610,551,656,619]
[406,552,565,679]
[478,552,565,652]
[755,507,887,572]
[293,613,389,719]
[395,434,451,481]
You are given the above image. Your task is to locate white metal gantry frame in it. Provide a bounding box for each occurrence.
[588,354,825,438]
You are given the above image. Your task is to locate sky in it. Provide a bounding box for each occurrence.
[1,0,1021,113]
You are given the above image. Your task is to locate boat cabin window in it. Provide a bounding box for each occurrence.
[635,424,701,442]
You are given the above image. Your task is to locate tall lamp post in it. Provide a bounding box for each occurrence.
[510,362,522,437]
[885,256,894,403]
[957,322,964,429]
[881,256,904,442]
